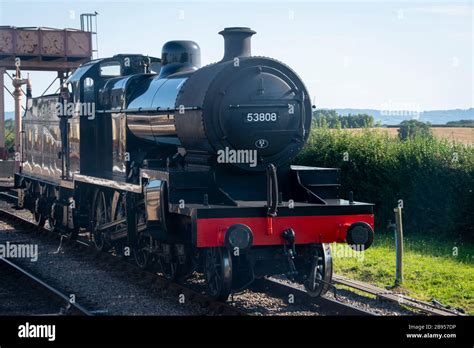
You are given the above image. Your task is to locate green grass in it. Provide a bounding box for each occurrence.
[331,233,474,314]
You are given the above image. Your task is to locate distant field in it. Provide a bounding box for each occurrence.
[344,127,474,145]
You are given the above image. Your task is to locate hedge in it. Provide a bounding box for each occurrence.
[296,128,474,242]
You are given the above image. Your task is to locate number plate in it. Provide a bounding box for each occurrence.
[244,112,278,123]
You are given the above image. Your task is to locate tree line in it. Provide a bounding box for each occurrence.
[313,110,435,141]
[313,109,375,128]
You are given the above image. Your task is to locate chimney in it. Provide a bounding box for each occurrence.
[219,27,256,61]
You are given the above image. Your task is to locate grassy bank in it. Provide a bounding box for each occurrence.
[332,233,474,314]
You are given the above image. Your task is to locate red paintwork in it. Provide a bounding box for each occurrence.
[196,214,374,247]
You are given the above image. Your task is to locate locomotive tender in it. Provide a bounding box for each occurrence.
[15,27,374,301]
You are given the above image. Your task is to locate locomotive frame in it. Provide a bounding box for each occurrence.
[15,27,375,301]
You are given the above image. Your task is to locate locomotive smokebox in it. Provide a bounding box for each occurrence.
[219,27,256,61]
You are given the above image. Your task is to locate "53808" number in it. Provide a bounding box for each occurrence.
[245,112,278,122]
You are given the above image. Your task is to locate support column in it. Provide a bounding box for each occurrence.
[13,79,22,171]
[12,73,29,171]
[394,206,404,285]
[0,68,5,159]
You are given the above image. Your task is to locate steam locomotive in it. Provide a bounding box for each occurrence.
[15,27,374,301]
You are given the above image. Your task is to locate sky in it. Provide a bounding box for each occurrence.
[0,0,472,112]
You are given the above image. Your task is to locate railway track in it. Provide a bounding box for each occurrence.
[0,257,92,316]
[0,203,244,316]
[0,203,369,316]
[332,275,465,316]
[253,277,375,315]
[0,191,374,316]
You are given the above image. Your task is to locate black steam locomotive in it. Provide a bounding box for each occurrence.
[16,27,374,301]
